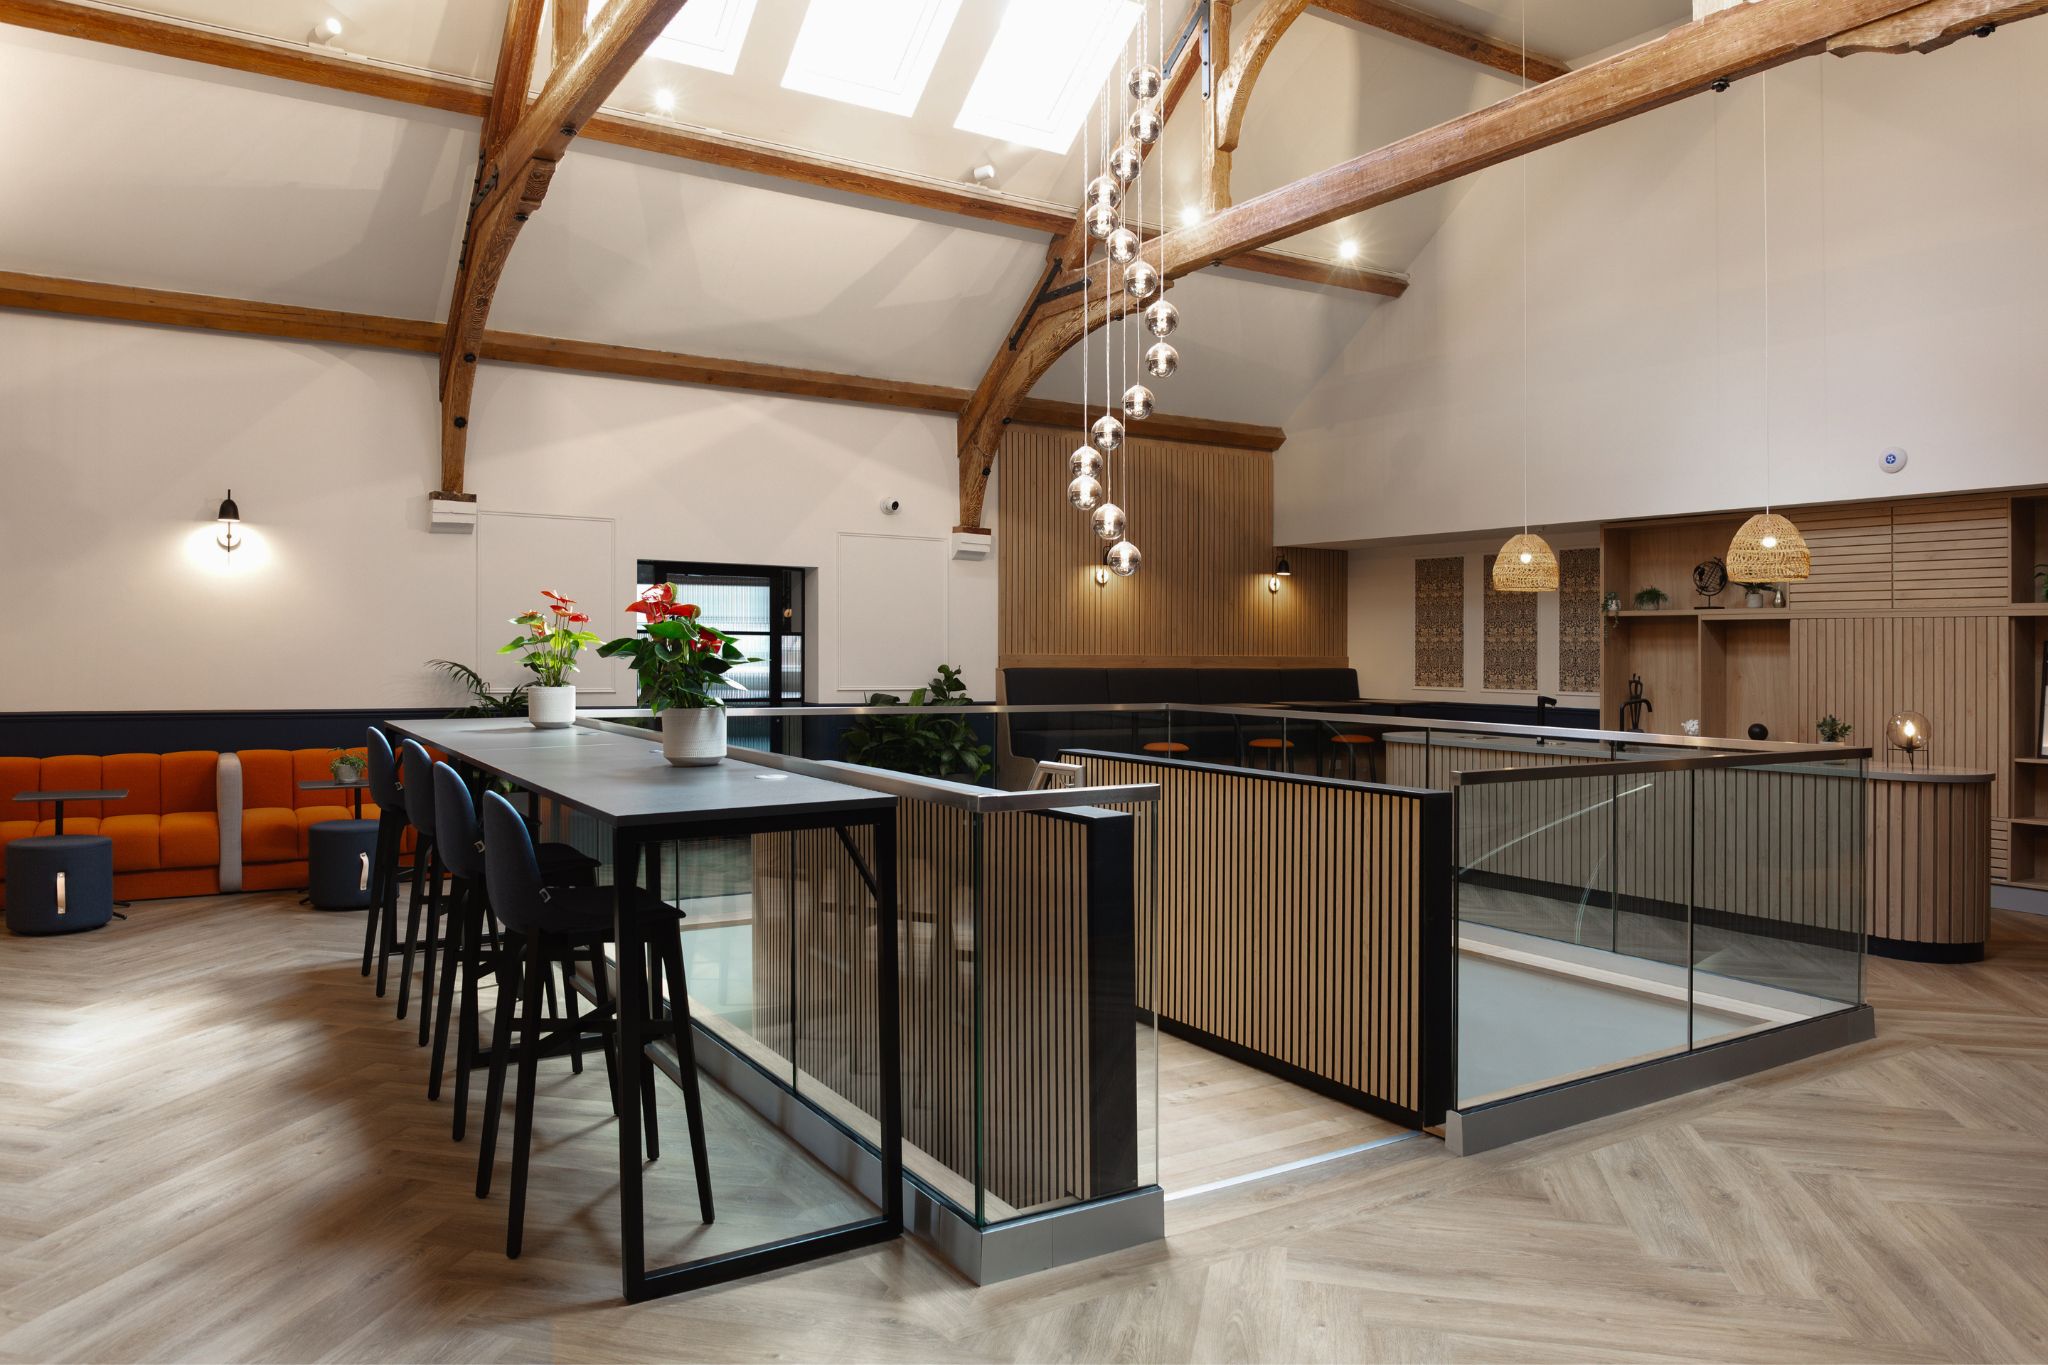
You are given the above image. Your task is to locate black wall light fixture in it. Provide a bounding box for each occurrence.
[216,490,242,554]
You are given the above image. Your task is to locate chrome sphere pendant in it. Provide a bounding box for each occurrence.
[1084,174,1122,210]
[1066,474,1103,511]
[1108,142,1142,185]
[1092,502,1126,542]
[1143,298,1179,338]
[1086,203,1120,240]
[1144,341,1179,378]
[1128,105,1162,146]
[1107,227,1141,264]
[1123,260,1159,300]
[1127,65,1161,100]
[1069,445,1103,479]
[1122,383,1154,420]
[1091,413,1125,453]
[1107,540,1142,577]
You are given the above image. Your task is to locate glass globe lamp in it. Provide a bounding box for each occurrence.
[1091,413,1124,452]
[1886,711,1930,766]
[1107,227,1141,264]
[1106,540,1142,577]
[1086,202,1120,240]
[1067,474,1104,511]
[1069,446,1103,480]
[1122,384,1154,420]
[1123,260,1159,300]
[1092,502,1126,542]
[1143,299,1179,338]
[1127,65,1161,100]
[1108,142,1142,184]
[1128,105,1162,146]
[1144,341,1178,378]
[1085,174,1122,210]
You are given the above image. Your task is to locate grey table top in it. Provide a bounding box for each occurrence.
[13,789,128,802]
[298,779,369,790]
[389,719,894,828]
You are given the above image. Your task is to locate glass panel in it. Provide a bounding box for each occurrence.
[1691,757,1866,1045]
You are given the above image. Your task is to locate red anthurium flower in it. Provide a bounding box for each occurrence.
[626,600,655,615]
[567,612,590,623]
[540,589,564,602]
[680,603,701,619]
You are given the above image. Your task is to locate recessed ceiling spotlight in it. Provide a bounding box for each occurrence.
[1337,239,1360,261]
[1178,205,1202,228]
[652,87,676,114]
[971,163,998,186]
[308,16,342,44]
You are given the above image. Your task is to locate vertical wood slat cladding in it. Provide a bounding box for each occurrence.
[1072,753,1444,1125]
[749,806,1106,1215]
[996,426,1346,665]
[1869,778,1991,949]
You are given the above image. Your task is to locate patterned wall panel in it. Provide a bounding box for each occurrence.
[1482,554,1537,692]
[1414,556,1465,689]
[1557,546,1602,695]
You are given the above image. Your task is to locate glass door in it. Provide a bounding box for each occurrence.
[635,560,806,706]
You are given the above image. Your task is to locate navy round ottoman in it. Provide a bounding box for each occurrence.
[6,835,115,935]
[308,819,379,910]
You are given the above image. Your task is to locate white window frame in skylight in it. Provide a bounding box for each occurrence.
[954,0,1141,154]
[587,0,757,76]
[780,0,964,118]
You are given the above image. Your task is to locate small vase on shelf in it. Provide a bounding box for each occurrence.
[660,707,727,766]
[528,684,576,729]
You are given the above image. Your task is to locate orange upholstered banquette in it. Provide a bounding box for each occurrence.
[235,748,387,892]
[0,751,223,907]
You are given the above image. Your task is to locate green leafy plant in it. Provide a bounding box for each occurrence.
[428,659,529,717]
[498,590,601,688]
[330,751,367,780]
[1602,590,1621,615]
[1816,713,1853,743]
[1632,586,1669,610]
[596,583,758,713]
[2035,563,2047,602]
[841,665,994,780]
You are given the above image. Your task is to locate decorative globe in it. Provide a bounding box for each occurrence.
[1143,299,1178,337]
[1068,446,1103,479]
[1127,65,1161,100]
[1108,142,1143,185]
[1123,260,1159,300]
[1107,227,1141,264]
[1128,105,1162,146]
[1887,711,1930,758]
[1085,174,1122,210]
[1107,540,1142,576]
[1091,413,1124,452]
[1086,202,1120,240]
[1122,383,1154,420]
[1092,502,1126,542]
[1144,341,1178,378]
[1066,474,1103,511]
[1691,556,1728,601]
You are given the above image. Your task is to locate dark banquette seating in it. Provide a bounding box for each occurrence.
[1000,666,1361,763]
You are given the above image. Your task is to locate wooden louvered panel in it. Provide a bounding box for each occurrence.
[1893,496,2011,607]
[1780,500,1895,611]
[996,427,1345,666]
[1870,778,1992,950]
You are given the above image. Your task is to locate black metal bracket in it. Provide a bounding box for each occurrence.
[1166,0,1214,100]
[1007,260,1063,351]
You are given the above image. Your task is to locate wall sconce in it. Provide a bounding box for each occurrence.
[216,490,242,555]
[1267,575,1281,594]
[1093,566,1111,587]
[1274,552,1292,577]
[1886,711,1930,767]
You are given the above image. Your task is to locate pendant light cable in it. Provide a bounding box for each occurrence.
[1762,71,1772,515]
[1518,0,1530,537]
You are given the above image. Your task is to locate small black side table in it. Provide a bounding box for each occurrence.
[12,789,129,835]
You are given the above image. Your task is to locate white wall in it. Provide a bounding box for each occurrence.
[0,311,996,712]
[1276,25,2048,548]
[1348,531,1601,706]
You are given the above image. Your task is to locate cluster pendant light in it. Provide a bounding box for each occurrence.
[1725,71,1811,584]
[1061,3,1182,580]
[1491,10,1557,595]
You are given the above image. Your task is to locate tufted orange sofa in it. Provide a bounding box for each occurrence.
[234,748,391,892]
[0,752,222,907]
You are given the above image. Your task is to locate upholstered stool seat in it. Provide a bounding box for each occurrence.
[308,818,379,910]
[1141,741,1190,757]
[5,835,115,935]
[1325,733,1378,781]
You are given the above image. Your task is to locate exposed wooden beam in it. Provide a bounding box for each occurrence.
[1315,0,1569,84]
[0,271,1285,453]
[956,0,2048,521]
[438,0,686,496]
[1200,0,1234,215]
[0,1,1394,298]
[1829,0,2048,52]
[551,0,583,66]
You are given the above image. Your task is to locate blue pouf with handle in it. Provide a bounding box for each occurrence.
[6,835,115,935]
[308,819,380,910]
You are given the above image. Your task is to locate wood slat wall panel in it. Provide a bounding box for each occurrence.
[1780,500,1896,611]
[1893,496,2012,607]
[996,427,1345,666]
[1074,753,1441,1123]
[1870,778,1992,948]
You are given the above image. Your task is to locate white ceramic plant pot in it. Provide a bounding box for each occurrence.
[1745,591,1765,609]
[528,684,576,729]
[661,707,726,767]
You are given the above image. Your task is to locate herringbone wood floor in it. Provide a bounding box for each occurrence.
[3,894,2046,1363]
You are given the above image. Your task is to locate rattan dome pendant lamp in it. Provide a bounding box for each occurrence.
[1725,71,1811,584]
[1492,8,1558,594]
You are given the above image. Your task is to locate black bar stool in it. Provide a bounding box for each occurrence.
[359,727,411,995]
[396,740,445,1034]
[475,790,714,1258]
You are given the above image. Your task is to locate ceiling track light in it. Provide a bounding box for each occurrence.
[308,16,342,45]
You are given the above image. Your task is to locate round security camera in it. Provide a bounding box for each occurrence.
[879,497,902,514]
[1880,447,1908,474]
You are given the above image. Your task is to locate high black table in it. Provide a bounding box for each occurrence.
[12,788,128,835]
[388,718,901,1303]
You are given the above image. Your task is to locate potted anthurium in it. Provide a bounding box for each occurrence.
[499,590,601,729]
[597,583,759,766]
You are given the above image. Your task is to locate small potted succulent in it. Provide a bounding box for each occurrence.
[500,590,601,729]
[598,583,760,766]
[1816,714,1853,744]
[1602,590,1621,618]
[1736,581,1771,610]
[1632,586,1669,612]
[330,751,367,784]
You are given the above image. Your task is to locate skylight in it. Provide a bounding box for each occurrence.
[589,0,757,76]
[954,0,1141,154]
[780,0,964,118]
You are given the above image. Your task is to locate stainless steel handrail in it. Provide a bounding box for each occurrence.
[575,716,1160,813]
[1451,745,1874,786]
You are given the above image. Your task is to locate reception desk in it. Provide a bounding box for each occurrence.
[1385,734,1993,963]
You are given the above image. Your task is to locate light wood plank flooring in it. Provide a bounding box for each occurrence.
[3,893,2046,1362]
